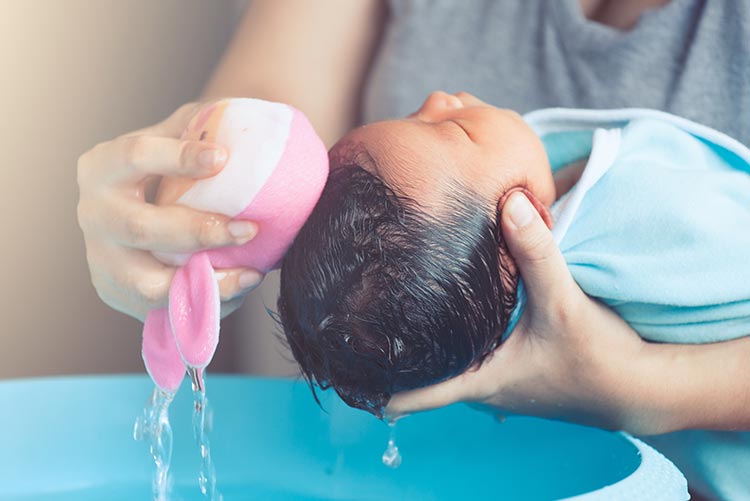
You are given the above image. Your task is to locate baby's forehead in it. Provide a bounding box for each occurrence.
[329,133,421,185]
[329,119,497,210]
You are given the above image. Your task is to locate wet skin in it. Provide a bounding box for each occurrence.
[328,91,558,220]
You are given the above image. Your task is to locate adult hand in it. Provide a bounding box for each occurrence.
[387,192,662,433]
[77,102,264,322]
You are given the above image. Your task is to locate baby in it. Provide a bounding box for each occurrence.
[277,91,750,417]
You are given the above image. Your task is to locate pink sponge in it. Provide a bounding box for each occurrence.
[142,98,329,393]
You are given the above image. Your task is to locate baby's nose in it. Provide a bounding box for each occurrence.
[415,91,464,121]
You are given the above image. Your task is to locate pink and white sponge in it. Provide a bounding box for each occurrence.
[142,98,329,394]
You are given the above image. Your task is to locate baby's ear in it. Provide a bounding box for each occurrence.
[498,187,554,230]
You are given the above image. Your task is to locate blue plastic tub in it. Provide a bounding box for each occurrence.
[0,375,687,500]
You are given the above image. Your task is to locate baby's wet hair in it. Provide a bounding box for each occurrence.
[278,165,517,417]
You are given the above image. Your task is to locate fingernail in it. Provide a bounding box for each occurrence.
[227,220,257,242]
[238,270,262,290]
[198,148,227,168]
[507,193,535,228]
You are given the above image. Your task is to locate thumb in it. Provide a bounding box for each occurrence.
[500,192,573,307]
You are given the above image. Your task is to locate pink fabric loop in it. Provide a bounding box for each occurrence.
[169,252,220,369]
[142,308,185,393]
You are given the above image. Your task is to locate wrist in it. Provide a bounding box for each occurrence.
[572,299,693,435]
[591,338,684,435]
[611,342,679,434]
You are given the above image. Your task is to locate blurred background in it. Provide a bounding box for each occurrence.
[0,0,297,379]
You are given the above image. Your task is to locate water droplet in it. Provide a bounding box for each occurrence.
[133,415,144,440]
[134,387,175,501]
[381,421,402,469]
[382,439,402,468]
[192,374,222,500]
[137,375,223,500]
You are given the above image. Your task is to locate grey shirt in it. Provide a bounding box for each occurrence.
[363,1,750,497]
[364,0,750,145]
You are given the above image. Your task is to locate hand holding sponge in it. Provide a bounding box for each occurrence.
[142,98,329,393]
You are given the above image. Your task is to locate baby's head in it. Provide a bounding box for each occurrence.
[278,92,554,417]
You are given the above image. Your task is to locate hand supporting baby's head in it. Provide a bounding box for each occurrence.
[278,92,555,416]
[278,165,517,417]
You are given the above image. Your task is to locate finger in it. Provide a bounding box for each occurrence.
[100,135,227,184]
[385,373,474,420]
[500,192,575,306]
[88,242,177,320]
[90,245,256,322]
[93,199,256,252]
[215,268,264,301]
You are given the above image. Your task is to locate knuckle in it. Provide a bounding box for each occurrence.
[76,142,104,187]
[123,136,150,166]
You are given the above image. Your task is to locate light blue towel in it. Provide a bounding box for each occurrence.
[505,109,750,344]
[510,109,750,499]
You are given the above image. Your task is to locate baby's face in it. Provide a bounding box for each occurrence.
[329,92,555,212]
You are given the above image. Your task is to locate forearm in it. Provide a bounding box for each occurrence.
[615,336,750,435]
[200,0,385,146]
